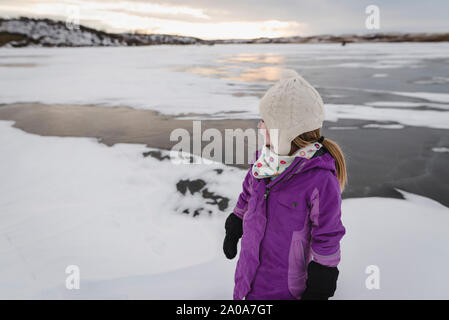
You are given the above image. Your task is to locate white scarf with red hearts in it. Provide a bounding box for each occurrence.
[252,143,323,179]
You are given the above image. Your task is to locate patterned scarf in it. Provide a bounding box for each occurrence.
[252,143,323,179]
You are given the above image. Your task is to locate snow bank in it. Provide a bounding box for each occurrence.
[0,120,242,299]
[0,121,448,299]
[337,191,449,300]
[371,73,389,78]
[432,147,449,153]
[363,124,404,129]
[325,103,449,129]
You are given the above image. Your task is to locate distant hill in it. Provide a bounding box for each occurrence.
[1,17,448,47]
[0,17,206,47]
[215,32,449,44]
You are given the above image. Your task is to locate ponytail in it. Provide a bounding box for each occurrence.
[290,129,347,192]
[321,137,347,192]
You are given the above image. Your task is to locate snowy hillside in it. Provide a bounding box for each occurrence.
[1,120,449,299]
[1,17,448,48]
[0,17,205,47]
[0,17,123,47]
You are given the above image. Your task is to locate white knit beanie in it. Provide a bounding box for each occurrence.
[259,69,325,155]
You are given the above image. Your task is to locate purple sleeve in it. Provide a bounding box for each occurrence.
[308,173,346,267]
[232,168,253,219]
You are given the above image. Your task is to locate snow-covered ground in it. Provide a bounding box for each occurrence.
[1,120,448,299]
[1,43,449,129]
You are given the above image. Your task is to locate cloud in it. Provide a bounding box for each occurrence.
[0,0,448,38]
[0,0,309,38]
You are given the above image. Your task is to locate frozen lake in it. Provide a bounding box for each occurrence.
[1,42,449,128]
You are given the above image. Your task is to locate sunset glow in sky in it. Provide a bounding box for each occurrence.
[0,0,447,39]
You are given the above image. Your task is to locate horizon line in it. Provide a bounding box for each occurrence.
[2,15,449,41]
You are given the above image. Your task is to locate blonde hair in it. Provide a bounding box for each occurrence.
[289,129,347,192]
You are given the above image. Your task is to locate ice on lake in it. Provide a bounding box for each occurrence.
[1,42,449,128]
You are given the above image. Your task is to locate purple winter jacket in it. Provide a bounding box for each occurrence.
[232,150,345,300]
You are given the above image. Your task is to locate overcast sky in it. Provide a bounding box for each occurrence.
[0,0,448,39]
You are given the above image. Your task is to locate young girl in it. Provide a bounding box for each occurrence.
[223,70,346,300]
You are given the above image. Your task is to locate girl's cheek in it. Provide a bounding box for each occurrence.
[259,128,270,145]
[257,121,271,146]
[265,130,271,145]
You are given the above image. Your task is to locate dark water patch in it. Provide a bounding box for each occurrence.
[182,208,213,217]
[202,188,229,211]
[176,179,229,216]
[176,179,206,196]
[372,106,448,112]
[321,119,449,207]
[143,150,170,161]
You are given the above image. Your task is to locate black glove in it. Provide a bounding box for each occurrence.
[301,261,339,300]
[223,213,243,259]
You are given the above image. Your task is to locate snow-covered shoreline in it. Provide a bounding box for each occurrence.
[1,120,448,299]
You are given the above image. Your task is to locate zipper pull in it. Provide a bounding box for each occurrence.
[264,189,270,199]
